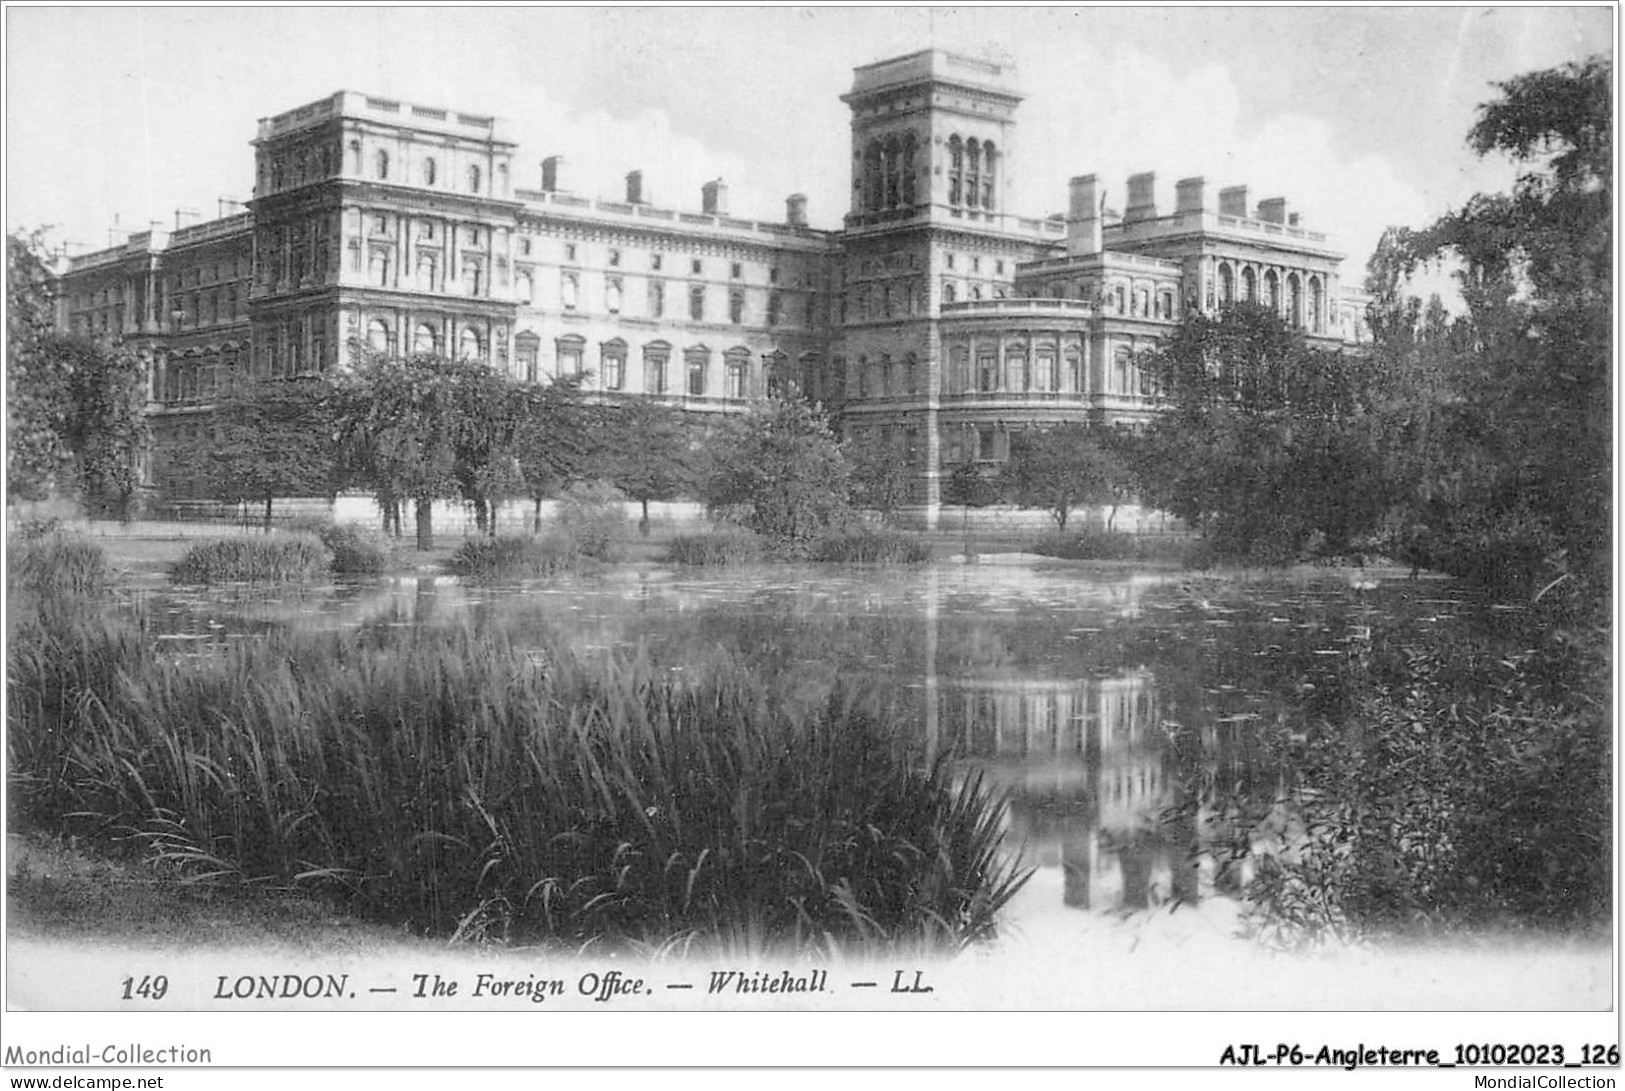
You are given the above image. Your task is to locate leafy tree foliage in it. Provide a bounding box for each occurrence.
[1367,56,1610,599]
[702,397,851,555]
[594,399,698,535]
[50,335,151,520]
[7,231,71,500]
[1138,304,1387,560]
[843,427,913,522]
[509,377,602,533]
[166,376,339,529]
[998,423,1130,532]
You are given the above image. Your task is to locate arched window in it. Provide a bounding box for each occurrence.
[606,278,623,313]
[417,253,437,290]
[1114,285,1126,313]
[515,271,533,303]
[864,140,883,212]
[367,318,392,354]
[468,165,482,193]
[375,149,390,180]
[644,342,671,394]
[685,347,709,397]
[413,323,438,355]
[556,335,585,380]
[948,136,964,205]
[601,339,627,391]
[1265,270,1280,311]
[349,139,362,174]
[883,136,901,209]
[965,139,981,209]
[1287,273,1302,327]
[458,327,483,361]
[980,141,996,209]
[942,281,957,305]
[1241,267,1257,302]
[725,349,750,399]
[515,331,541,382]
[562,273,579,309]
[1135,288,1149,317]
[422,157,437,186]
[1309,276,1325,332]
[1160,290,1175,320]
[369,250,390,288]
[1218,264,1235,305]
[901,133,918,205]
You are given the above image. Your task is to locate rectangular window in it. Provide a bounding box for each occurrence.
[651,253,663,270]
[565,244,577,261]
[646,352,668,394]
[689,285,705,321]
[649,280,665,318]
[978,429,996,461]
[731,262,742,279]
[603,354,625,391]
[687,357,706,397]
[729,290,744,324]
[978,355,997,393]
[690,258,702,275]
[609,249,621,266]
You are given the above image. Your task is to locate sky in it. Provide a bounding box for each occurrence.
[4,6,1613,283]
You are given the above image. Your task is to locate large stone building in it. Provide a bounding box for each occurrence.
[54,47,1369,523]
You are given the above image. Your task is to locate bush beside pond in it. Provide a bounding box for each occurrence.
[7,532,110,597]
[448,535,583,580]
[286,519,393,575]
[666,528,765,566]
[8,612,1029,952]
[1207,625,1610,947]
[1030,532,1191,564]
[171,534,331,585]
[811,529,932,564]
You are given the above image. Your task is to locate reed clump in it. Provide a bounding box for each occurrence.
[448,535,583,580]
[811,529,932,564]
[171,534,332,584]
[665,528,765,567]
[286,519,394,575]
[8,612,1026,953]
[7,531,110,597]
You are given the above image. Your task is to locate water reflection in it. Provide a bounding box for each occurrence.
[116,562,1476,923]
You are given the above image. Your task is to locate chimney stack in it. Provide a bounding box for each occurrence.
[625,170,644,204]
[1218,185,1249,218]
[1125,172,1157,222]
[541,156,566,192]
[701,178,729,216]
[1257,197,1287,224]
[1175,176,1206,214]
[1066,174,1103,257]
[786,193,808,227]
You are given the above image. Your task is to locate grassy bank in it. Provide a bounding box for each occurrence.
[8,608,1027,954]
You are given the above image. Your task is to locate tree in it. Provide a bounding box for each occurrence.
[596,399,697,535]
[167,375,338,529]
[336,355,469,551]
[7,230,71,500]
[998,423,1130,532]
[702,396,851,554]
[1368,56,1611,597]
[941,459,999,556]
[510,378,601,533]
[843,428,913,523]
[1138,304,1387,560]
[49,334,151,520]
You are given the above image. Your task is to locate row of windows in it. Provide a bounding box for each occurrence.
[259,141,508,197]
[511,334,814,399]
[155,347,244,405]
[946,135,997,210]
[167,284,245,329]
[1213,265,1328,330]
[858,132,920,212]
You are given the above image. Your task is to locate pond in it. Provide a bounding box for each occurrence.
[116,559,1497,933]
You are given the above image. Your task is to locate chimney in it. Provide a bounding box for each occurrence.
[785,193,808,227]
[1124,172,1157,222]
[1218,185,1249,217]
[1066,174,1103,257]
[541,156,566,192]
[1288,212,1301,227]
[1258,197,1287,224]
[1175,177,1206,214]
[625,170,644,204]
[174,208,200,231]
[701,178,729,216]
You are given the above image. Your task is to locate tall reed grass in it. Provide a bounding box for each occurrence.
[8,611,1027,952]
[286,519,393,575]
[171,534,331,584]
[811,529,932,564]
[7,532,110,597]
[666,528,765,566]
[447,536,583,580]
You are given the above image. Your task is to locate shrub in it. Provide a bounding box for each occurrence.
[448,535,581,580]
[811,528,931,564]
[666,527,765,567]
[303,522,392,575]
[7,532,109,597]
[1031,532,1192,564]
[171,534,331,585]
[8,615,1030,953]
[556,480,626,562]
[1208,629,1610,947]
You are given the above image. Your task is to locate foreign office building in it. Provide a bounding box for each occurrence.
[54,48,1370,526]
